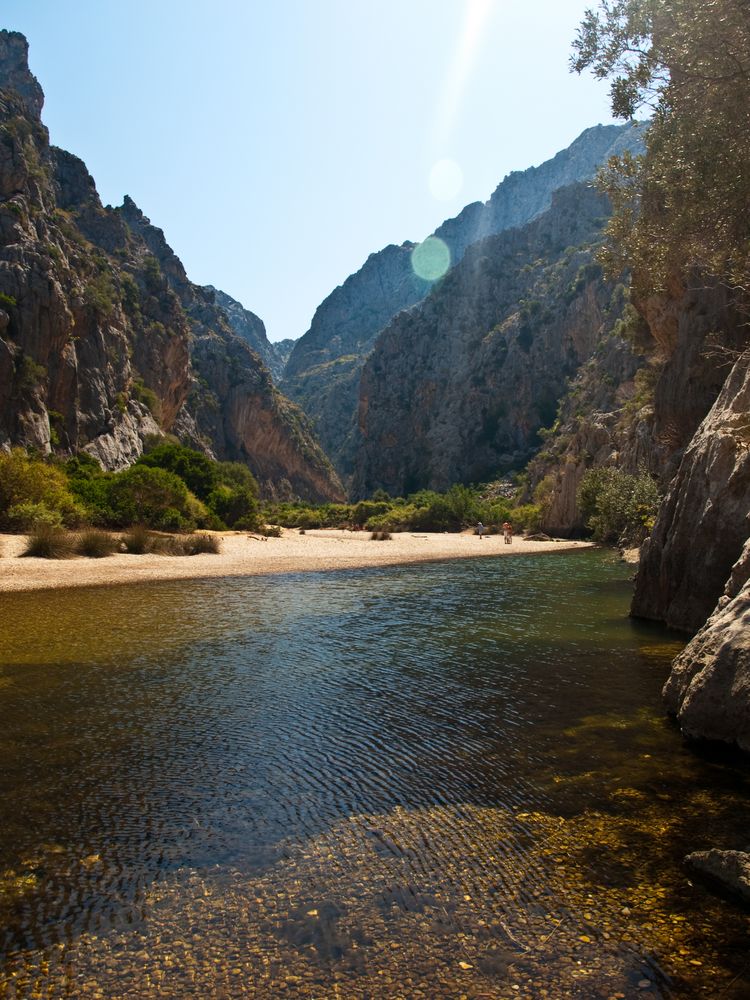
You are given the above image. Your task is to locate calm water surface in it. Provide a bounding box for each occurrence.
[0,551,748,999]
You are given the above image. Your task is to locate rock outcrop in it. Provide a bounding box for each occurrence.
[352,185,623,497]
[661,536,750,750]
[208,286,289,382]
[632,348,750,633]
[685,850,750,905]
[0,30,342,501]
[283,124,644,479]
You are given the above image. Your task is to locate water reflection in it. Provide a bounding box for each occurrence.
[0,552,748,998]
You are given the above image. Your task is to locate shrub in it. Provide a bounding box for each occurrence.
[5,500,63,531]
[206,483,259,529]
[370,530,392,541]
[260,524,282,538]
[21,524,75,559]
[0,449,84,529]
[75,529,117,558]
[180,533,221,555]
[137,441,217,500]
[578,466,661,545]
[121,525,154,554]
[108,465,193,531]
[507,503,542,532]
[64,454,115,524]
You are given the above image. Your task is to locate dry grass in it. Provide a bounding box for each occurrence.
[21,524,75,559]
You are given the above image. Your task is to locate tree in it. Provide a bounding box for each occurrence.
[137,442,218,501]
[108,465,192,531]
[572,0,750,296]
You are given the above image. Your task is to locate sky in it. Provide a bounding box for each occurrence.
[3,1,617,343]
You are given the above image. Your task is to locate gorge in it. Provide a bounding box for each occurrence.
[0,10,749,997]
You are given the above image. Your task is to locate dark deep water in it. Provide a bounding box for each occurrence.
[0,550,748,999]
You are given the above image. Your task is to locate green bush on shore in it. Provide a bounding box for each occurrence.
[578,466,660,545]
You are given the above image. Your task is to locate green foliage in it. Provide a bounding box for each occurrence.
[572,0,750,295]
[142,254,162,292]
[216,461,259,494]
[137,442,218,501]
[84,271,118,316]
[0,449,84,530]
[578,466,660,545]
[5,500,63,531]
[65,454,115,525]
[108,464,193,531]
[0,292,17,308]
[131,378,162,423]
[206,483,260,530]
[15,354,46,392]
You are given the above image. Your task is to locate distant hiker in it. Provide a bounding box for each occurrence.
[476,521,485,540]
[502,521,513,544]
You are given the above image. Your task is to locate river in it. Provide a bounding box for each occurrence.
[0,551,748,998]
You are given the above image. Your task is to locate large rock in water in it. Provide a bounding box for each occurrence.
[663,539,750,750]
[632,348,750,633]
[685,849,750,905]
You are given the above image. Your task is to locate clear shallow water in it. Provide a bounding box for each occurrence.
[0,550,748,999]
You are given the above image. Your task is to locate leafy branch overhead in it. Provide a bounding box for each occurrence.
[572,0,750,296]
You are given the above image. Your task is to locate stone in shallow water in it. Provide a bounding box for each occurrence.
[685,849,750,905]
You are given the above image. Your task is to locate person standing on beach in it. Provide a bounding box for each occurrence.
[476,521,485,541]
[502,521,513,544]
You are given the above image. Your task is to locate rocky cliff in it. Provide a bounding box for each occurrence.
[352,185,622,497]
[283,124,644,479]
[0,30,342,502]
[632,346,750,633]
[663,534,750,751]
[208,286,289,382]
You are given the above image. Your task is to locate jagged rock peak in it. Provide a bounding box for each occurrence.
[0,31,44,120]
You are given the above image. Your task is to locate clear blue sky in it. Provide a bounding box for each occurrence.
[3,1,615,343]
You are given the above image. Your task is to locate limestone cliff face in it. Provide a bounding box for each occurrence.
[523,316,649,537]
[663,537,750,751]
[118,199,343,501]
[0,51,190,468]
[282,243,430,475]
[0,30,342,501]
[632,348,750,633]
[283,124,644,478]
[209,286,289,382]
[352,185,621,497]
[526,274,748,537]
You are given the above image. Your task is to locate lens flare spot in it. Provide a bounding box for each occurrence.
[428,159,464,201]
[411,236,451,281]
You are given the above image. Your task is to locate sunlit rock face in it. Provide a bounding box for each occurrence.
[282,123,645,481]
[0,30,342,500]
[208,286,290,383]
[664,537,750,752]
[351,184,622,497]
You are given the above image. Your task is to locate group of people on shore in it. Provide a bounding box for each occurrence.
[475,521,512,544]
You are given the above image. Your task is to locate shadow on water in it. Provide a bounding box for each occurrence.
[0,550,749,997]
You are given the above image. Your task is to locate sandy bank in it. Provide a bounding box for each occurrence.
[0,529,593,594]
